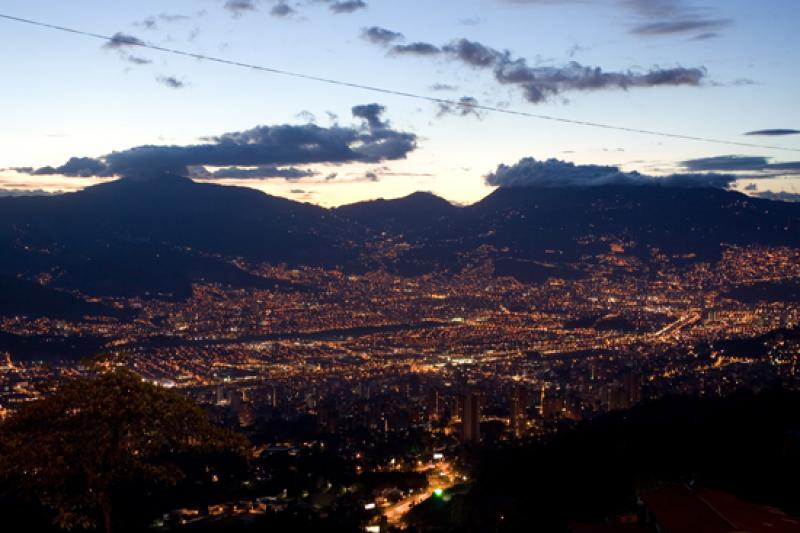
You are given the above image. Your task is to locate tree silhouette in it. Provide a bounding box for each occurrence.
[0,370,247,533]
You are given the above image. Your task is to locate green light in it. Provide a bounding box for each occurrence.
[433,488,444,498]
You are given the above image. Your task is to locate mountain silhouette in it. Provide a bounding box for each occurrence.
[2,176,800,312]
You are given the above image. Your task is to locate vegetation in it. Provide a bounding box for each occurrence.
[0,370,247,533]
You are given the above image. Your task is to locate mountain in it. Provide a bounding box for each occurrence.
[0,175,355,301]
[336,185,800,277]
[2,177,800,313]
[468,185,800,260]
[335,191,461,235]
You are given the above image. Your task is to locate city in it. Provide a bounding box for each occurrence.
[1,1,799,532]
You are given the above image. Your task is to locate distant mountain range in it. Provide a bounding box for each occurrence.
[2,175,800,315]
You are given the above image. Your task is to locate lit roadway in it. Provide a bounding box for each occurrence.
[382,460,459,526]
[650,312,702,340]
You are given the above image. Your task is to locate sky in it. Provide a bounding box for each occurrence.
[0,0,798,206]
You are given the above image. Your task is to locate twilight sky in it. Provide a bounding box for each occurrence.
[1,0,798,206]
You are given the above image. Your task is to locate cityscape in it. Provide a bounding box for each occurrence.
[1,1,799,532]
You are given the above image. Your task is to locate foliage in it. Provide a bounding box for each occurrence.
[0,370,247,532]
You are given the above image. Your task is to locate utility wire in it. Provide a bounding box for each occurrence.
[1,13,799,154]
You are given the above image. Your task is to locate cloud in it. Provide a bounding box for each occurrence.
[745,129,800,136]
[102,32,153,67]
[271,3,295,16]
[437,97,484,119]
[690,32,719,41]
[681,155,800,173]
[751,191,800,203]
[126,56,153,65]
[390,42,442,56]
[445,38,704,103]
[501,1,732,39]
[632,18,729,36]
[137,13,191,30]
[442,39,504,67]
[430,83,458,91]
[25,157,113,177]
[0,188,61,197]
[372,34,706,103]
[682,155,771,172]
[485,157,737,189]
[362,26,404,45]
[104,32,145,49]
[329,0,367,14]
[157,76,186,89]
[18,105,417,179]
[351,103,389,129]
[191,165,316,180]
[224,0,257,16]
[624,0,732,38]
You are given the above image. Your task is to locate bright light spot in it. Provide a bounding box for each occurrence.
[433,488,444,498]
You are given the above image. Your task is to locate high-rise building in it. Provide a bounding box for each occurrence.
[623,370,643,406]
[510,385,528,438]
[462,391,480,444]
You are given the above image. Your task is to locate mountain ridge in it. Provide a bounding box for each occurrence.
[2,176,800,310]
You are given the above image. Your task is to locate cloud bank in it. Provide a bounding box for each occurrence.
[485,157,737,189]
[745,129,800,137]
[681,155,800,173]
[18,105,416,180]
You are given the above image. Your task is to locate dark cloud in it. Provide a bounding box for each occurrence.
[137,13,191,29]
[104,32,145,49]
[623,0,732,38]
[19,105,416,180]
[751,191,800,203]
[681,155,800,173]
[682,155,771,172]
[437,97,483,119]
[370,34,706,103]
[351,103,389,130]
[390,42,442,56]
[159,13,192,22]
[485,157,737,189]
[443,39,505,67]
[157,76,186,89]
[442,38,704,103]
[0,188,61,197]
[191,165,316,180]
[224,0,257,16]
[103,32,152,67]
[361,26,404,45]
[126,55,153,65]
[769,162,800,171]
[329,0,367,14]
[27,157,113,178]
[430,83,458,91]
[632,18,730,36]
[691,32,719,41]
[745,129,800,136]
[271,3,295,16]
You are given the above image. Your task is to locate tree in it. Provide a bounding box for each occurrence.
[0,370,248,533]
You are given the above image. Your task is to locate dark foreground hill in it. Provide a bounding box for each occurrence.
[407,388,800,532]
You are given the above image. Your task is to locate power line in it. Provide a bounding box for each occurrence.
[2,12,799,155]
